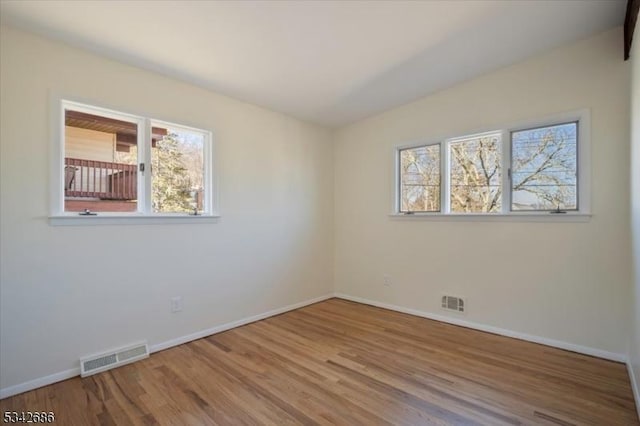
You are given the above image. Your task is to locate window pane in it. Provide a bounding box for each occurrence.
[64,109,138,213]
[151,126,205,214]
[449,133,502,213]
[511,122,577,211]
[399,145,440,212]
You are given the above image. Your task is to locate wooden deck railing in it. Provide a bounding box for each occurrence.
[65,158,137,200]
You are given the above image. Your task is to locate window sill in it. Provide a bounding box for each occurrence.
[388,212,591,222]
[49,214,221,226]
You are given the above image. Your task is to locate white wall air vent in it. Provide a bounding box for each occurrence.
[80,341,149,377]
[441,295,465,313]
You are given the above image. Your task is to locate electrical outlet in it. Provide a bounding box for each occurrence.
[383,274,392,287]
[171,296,183,313]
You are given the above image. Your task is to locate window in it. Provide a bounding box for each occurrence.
[399,144,440,212]
[396,111,589,217]
[62,105,142,213]
[448,132,501,213]
[510,122,577,211]
[150,121,206,214]
[54,100,214,219]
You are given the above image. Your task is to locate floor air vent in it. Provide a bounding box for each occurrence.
[441,295,465,313]
[80,341,149,377]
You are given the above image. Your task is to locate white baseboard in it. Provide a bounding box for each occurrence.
[334,293,626,363]
[0,368,80,400]
[628,361,640,421]
[0,293,333,400]
[149,293,333,353]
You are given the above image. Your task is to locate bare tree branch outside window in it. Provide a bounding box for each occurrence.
[400,145,440,212]
[511,122,577,211]
[449,134,502,213]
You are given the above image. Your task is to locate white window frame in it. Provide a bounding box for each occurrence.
[50,98,219,225]
[391,109,591,221]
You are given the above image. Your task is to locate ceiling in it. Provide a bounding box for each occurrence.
[0,1,626,127]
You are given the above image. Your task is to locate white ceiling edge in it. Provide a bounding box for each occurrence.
[0,1,626,128]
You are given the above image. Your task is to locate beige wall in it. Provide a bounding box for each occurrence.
[0,26,334,390]
[630,27,640,414]
[334,27,631,355]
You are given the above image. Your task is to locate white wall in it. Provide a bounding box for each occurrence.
[334,27,631,356]
[0,26,334,391]
[630,27,640,411]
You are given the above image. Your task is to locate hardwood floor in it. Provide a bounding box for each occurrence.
[1,298,638,425]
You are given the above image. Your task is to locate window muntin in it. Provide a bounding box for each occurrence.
[510,122,578,211]
[449,132,502,213]
[399,144,441,212]
[58,100,212,217]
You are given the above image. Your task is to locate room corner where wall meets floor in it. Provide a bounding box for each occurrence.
[0,293,335,399]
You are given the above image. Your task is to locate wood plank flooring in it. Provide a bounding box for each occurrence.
[1,298,638,425]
